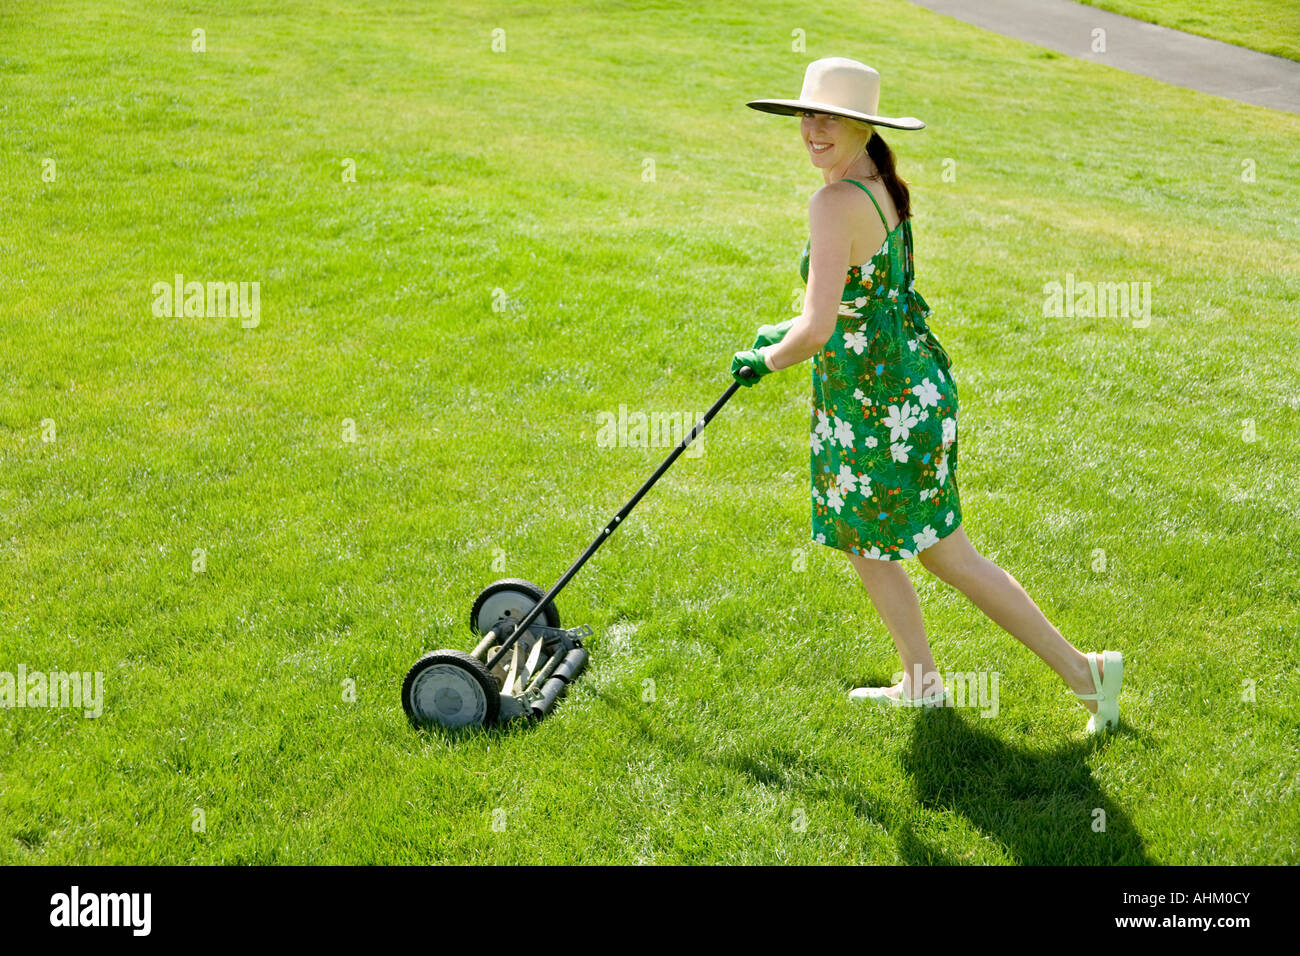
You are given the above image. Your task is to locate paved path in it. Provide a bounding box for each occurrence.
[908,0,1300,114]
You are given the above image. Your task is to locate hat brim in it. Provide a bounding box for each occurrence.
[746,98,925,130]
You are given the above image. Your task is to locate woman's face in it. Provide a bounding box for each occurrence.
[799,111,871,169]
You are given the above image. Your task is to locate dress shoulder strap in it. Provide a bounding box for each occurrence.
[841,178,890,233]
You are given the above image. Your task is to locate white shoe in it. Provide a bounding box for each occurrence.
[1074,650,1123,734]
[849,684,950,708]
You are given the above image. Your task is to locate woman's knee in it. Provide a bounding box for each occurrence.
[918,530,982,586]
[847,551,910,588]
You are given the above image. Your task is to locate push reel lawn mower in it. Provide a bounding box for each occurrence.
[400,365,755,729]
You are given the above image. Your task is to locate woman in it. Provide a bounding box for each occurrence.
[731,58,1123,733]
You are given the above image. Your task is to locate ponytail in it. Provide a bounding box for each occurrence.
[865,131,911,222]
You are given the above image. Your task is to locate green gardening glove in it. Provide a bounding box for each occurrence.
[731,348,772,386]
[751,318,795,351]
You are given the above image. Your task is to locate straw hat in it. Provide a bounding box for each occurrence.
[747,57,925,130]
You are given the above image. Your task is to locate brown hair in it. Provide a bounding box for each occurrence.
[845,119,912,222]
[866,131,911,222]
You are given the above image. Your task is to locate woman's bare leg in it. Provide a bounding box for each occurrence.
[915,527,1103,711]
[845,551,943,700]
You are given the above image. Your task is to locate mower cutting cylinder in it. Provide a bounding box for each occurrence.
[551,647,589,684]
[529,654,584,718]
[530,648,588,718]
[531,678,568,719]
[523,645,568,695]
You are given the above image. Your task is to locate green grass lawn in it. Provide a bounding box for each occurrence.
[1,0,1298,864]
[1077,0,1300,62]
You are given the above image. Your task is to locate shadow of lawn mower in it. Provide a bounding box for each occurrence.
[401,366,755,730]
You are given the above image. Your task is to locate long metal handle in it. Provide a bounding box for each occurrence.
[485,368,752,671]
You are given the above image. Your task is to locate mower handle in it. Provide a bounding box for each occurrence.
[484,365,754,672]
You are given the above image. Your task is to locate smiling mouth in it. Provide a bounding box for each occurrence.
[809,142,832,154]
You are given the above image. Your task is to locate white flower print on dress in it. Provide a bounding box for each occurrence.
[936,452,949,487]
[836,464,859,495]
[883,401,919,442]
[913,526,939,550]
[913,378,942,409]
[826,485,845,513]
[941,416,956,447]
[890,441,912,463]
[864,435,878,449]
[833,416,855,450]
[945,511,954,526]
[816,410,834,448]
[811,430,824,455]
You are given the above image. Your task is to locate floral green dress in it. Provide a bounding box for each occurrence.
[803,178,961,560]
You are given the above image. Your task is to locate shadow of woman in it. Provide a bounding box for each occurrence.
[897,707,1152,865]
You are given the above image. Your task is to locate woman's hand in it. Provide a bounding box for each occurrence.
[750,319,794,351]
[730,347,772,386]
[732,321,791,384]
[760,184,854,371]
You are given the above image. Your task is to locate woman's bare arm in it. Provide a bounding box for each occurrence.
[760,184,853,371]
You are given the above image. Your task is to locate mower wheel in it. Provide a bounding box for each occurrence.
[469,578,560,636]
[402,650,500,729]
